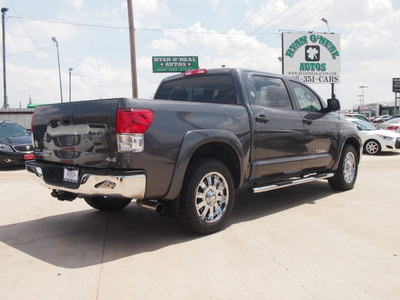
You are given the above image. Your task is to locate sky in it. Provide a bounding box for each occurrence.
[0,0,399,110]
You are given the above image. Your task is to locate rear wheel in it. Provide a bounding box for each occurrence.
[329,144,358,191]
[84,196,131,212]
[178,159,235,235]
[364,139,381,155]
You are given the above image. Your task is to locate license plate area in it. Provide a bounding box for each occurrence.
[63,166,79,183]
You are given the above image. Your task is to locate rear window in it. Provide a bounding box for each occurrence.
[155,75,237,104]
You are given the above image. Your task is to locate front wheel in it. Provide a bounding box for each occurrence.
[178,159,235,235]
[328,144,358,191]
[364,139,381,155]
[84,196,131,212]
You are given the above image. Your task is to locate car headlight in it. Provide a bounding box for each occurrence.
[0,144,13,152]
[377,134,393,140]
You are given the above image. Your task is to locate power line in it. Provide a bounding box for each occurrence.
[7,0,43,49]
[8,15,276,36]
[223,0,305,59]
[8,16,128,30]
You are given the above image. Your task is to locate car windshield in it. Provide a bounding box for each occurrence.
[0,122,30,137]
[352,119,376,131]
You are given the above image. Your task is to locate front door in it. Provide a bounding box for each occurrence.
[246,74,305,178]
[289,80,338,171]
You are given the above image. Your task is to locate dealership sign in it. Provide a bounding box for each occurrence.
[282,32,341,84]
[152,56,199,73]
[393,78,400,92]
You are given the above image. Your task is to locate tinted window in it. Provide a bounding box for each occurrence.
[252,76,292,110]
[290,81,323,112]
[155,75,236,104]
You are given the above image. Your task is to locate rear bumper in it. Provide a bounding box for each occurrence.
[26,161,146,199]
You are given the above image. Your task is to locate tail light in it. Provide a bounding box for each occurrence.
[387,126,399,130]
[184,69,207,76]
[31,114,35,149]
[116,109,154,153]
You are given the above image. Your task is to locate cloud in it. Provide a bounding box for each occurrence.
[131,0,171,28]
[61,0,83,11]
[5,56,134,107]
[8,19,78,49]
[147,39,178,51]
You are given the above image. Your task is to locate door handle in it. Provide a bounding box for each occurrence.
[303,119,313,125]
[255,114,269,124]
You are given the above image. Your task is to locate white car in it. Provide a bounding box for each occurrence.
[375,118,400,134]
[348,118,400,155]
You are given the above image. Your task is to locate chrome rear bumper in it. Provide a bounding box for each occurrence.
[27,164,146,199]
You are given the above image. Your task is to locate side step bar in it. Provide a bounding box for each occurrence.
[252,173,334,194]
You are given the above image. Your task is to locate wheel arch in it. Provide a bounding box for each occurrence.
[163,130,245,200]
[332,135,362,171]
[345,136,362,162]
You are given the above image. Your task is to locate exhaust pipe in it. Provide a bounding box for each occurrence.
[136,199,164,214]
[51,189,77,201]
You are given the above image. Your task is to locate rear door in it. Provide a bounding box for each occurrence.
[288,80,338,170]
[245,73,305,177]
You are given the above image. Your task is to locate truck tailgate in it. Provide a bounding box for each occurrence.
[32,99,120,168]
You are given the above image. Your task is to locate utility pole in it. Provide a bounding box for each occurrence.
[69,67,73,102]
[2,7,8,108]
[52,37,63,103]
[127,0,138,98]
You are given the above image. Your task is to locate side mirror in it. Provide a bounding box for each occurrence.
[326,98,341,112]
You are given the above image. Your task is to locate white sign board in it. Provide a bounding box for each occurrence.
[282,32,341,84]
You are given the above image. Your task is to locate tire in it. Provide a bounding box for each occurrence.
[364,139,381,155]
[84,196,131,212]
[328,144,358,191]
[178,159,235,235]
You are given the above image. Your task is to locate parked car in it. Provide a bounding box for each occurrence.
[0,120,34,166]
[342,113,372,123]
[372,115,392,123]
[375,118,400,133]
[347,118,400,155]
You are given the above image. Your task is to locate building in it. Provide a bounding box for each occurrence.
[352,102,399,117]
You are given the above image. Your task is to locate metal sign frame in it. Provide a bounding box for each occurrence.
[282,32,341,84]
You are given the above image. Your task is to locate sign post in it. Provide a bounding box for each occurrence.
[152,56,199,73]
[393,78,400,116]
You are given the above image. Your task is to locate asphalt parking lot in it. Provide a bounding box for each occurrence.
[1,153,400,300]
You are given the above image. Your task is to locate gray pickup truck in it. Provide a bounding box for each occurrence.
[26,68,361,234]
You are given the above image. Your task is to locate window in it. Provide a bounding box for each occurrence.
[252,76,292,110]
[155,75,237,104]
[290,81,323,113]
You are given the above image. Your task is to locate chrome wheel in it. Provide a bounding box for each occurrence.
[343,151,356,184]
[329,144,358,191]
[178,159,235,234]
[195,171,229,224]
[365,140,380,155]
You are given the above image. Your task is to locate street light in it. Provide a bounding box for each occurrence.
[359,85,368,106]
[51,36,63,103]
[68,68,73,102]
[321,18,330,33]
[2,7,8,108]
